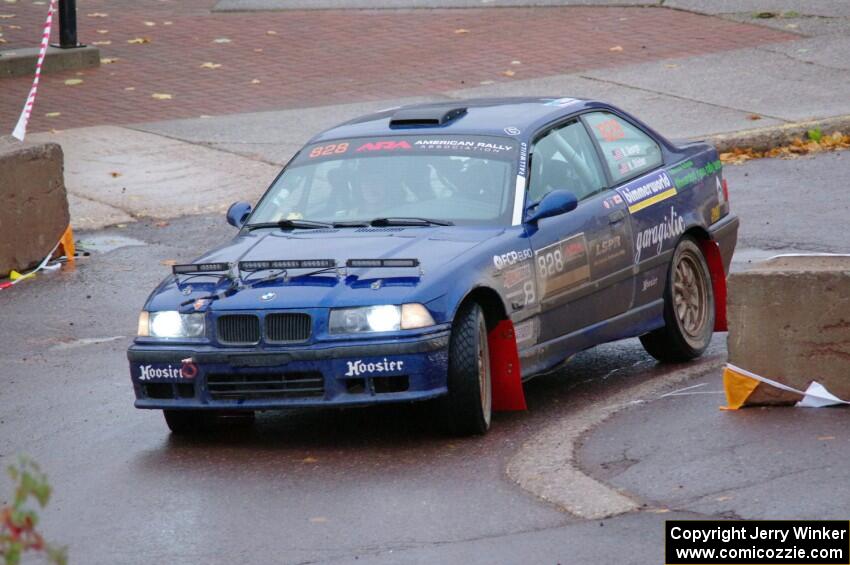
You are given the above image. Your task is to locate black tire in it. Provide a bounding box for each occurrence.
[640,236,715,363]
[440,302,492,436]
[163,410,215,435]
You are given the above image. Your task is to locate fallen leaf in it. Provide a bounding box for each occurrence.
[786,23,799,29]
[0,14,15,18]
[646,508,670,514]
[64,78,83,86]
[87,12,108,17]
[96,29,109,34]
[160,259,177,266]
[8,24,20,28]
[124,86,136,91]
[301,456,318,464]
[510,60,521,65]
[250,78,261,84]
[164,21,173,25]
[665,64,679,69]
[199,115,212,119]
[127,37,151,44]
[154,220,169,227]
[143,21,156,26]
[715,495,733,502]
[151,93,172,100]
[212,37,231,43]
[0,38,5,44]
[747,114,762,121]
[92,40,111,45]
[266,30,278,35]
[253,48,263,52]
[454,28,470,34]
[100,57,118,64]
[480,80,494,85]
[3,0,16,4]
[818,436,836,441]
[45,112,60,118]
[109,171,122,178]
[501,69,515,77]
[309,517,328,523]
[609,45,624,52]
[200,62,222,69]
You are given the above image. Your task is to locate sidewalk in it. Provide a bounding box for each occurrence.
[3,1,849,230]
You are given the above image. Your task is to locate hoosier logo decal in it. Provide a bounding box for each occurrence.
[345,358,405,377]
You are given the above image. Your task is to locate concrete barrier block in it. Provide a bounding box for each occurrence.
[727,256,850,404]
[0,136,69,278]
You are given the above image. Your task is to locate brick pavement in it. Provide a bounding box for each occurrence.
[0,0,796,133]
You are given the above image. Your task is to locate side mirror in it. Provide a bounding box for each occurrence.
[525,190,578,224]
[226,201,252,228]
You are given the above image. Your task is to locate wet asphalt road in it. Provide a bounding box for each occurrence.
[0,152,847,564]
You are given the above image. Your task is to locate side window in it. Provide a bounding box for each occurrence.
[528,121,607,205]
[584,111,662,185]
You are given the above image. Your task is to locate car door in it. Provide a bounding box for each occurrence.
[583,111,668,309]
[525,119,635,345]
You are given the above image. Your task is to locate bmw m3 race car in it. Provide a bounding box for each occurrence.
[128,97,739,435]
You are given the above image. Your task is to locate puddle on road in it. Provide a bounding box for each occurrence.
[76,234,147,254]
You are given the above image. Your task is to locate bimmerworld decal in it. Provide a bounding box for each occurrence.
[617,171,677,214]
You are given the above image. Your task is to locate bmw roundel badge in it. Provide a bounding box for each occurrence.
[260,292,276,301]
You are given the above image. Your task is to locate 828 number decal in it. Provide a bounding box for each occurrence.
[534,233,591,299]
[309,143,349,158]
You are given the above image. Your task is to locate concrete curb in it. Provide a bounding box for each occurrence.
[701,115,850,153]
[506,355,724,520]
[0,46,100,79]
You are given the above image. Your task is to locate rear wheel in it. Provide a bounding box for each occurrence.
[440,302,492,436]
[640,236,714,362]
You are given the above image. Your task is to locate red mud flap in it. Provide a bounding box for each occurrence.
[700,239,728,332]
[488,320,527,411]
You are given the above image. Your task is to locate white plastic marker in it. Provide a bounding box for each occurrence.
[11,0,58,141]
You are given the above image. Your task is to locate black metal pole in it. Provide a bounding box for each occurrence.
[56,0,80,48]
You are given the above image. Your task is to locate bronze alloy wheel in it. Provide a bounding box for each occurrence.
[477,316,492,428]
[672,247,711,348]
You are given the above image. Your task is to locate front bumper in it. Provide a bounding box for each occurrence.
[128,331,450,410]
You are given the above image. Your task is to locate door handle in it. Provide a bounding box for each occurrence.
[608,210,626,224]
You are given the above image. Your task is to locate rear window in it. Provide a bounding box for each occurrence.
[584,112,663,184]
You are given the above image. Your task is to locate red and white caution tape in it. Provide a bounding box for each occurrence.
[11,0,57,141]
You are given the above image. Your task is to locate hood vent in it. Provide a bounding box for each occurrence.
[390,107,467,128]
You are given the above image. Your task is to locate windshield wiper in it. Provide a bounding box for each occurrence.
[368,217,454,227]
[244,219,334,231]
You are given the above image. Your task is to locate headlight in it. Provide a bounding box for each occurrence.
[329,304,435,334]
[138,310,205,338]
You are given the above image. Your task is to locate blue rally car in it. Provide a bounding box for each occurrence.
[128,97,738,435]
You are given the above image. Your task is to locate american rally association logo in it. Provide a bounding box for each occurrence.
[345,358,405,377]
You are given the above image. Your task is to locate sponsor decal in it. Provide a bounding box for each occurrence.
[503,262,532,289]
[309,142,350,158]
[513,319,538,347]
[670,159,722,190]
[715,176,724,203]
[591,234,626,268]
[641,275,659,292]
[345,358,404,377]
[618,156,648,175]
[505,280,537,310]
[535,233,591,298]
[413,139,513,153]
[595,118,625,142]
[617,171,677,214]
[612,144,642,161]
[518,142,528,177]
[493,248,533,271]
[634,205,686,263]
[356,140,412,152]
[504,126,521,135]
[139,364,184,381]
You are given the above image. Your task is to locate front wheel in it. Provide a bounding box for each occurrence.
[439,302,492,436]
[640,236,715,362]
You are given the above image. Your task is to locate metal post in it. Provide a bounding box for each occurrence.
[55,0,83,49]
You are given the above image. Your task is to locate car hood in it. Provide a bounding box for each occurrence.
[147,226,502,311]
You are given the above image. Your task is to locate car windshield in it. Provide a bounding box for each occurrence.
[249,135,520,227]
